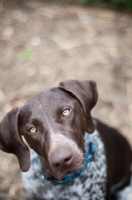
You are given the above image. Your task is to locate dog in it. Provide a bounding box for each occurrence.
[0,80,132,200]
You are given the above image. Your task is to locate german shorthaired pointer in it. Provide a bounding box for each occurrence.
[0,80,132,200]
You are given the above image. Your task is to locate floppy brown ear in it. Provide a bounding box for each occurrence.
[59,80,98,133]
[0,107,30,172]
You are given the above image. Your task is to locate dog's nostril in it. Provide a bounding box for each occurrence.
[54,163,61,168]
[64,156,72,163]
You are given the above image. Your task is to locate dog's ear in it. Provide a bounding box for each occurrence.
[59,80,98,133]
[0,107,30,172]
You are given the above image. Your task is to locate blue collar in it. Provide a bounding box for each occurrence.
[42,135,96,184]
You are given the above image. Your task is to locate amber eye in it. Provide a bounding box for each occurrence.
[63,109,70,116]
[29,127,37,133]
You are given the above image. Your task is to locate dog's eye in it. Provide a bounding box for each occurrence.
[63,109,70,116]
[29,127,37,133]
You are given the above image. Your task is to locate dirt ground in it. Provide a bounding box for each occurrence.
[0,0,132,199]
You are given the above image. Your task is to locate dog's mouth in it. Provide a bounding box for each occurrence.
[47,151,86,180]
[40,152,85,181]
[48,164,84,180]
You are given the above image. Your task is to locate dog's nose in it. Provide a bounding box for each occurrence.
[50,147,73,169]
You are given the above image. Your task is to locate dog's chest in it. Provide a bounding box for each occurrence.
[22,130,107,200]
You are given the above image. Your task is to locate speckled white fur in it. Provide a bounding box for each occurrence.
[22,128,132,200]
[22,129,107,200]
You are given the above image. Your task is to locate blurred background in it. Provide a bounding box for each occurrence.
[0,0,132,199]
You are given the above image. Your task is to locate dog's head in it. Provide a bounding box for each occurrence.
[0,80,98,180]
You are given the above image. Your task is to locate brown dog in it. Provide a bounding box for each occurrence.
[0,80,131,200]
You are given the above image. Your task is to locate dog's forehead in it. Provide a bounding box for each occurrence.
[36,88,75,106]
[22,88,77,116]
[40,88,73,104]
